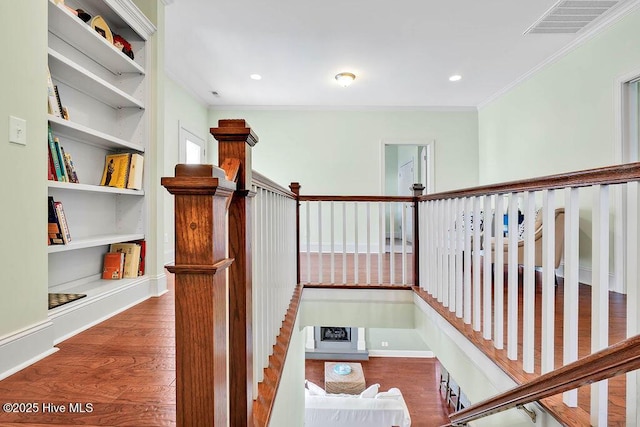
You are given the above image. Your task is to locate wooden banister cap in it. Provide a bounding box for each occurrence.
[210,119,258,146]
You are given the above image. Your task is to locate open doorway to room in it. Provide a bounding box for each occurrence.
[382,141,434,252]
[179,122,206,164]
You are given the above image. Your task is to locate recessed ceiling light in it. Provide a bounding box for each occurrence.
[449,74,462,82]
[335,72,356,87]
[250,74,262,80]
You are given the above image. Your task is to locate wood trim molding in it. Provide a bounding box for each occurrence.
[252,284,303,426]
[419,162,640,201]
[299,195,415,202]
[447,332,640,426]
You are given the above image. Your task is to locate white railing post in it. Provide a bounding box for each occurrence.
[523,191,536,374]
[483,194,493,340]
[627,180,640,425]
[541,189,556,374]
[591,184,610,426]
[463,197,472,324]
[563,187,580,407]
[494,194,505,350]
[472,196,482,332]
[507,192,519,360]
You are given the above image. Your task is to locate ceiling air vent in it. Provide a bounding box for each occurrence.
[525,1,619,34]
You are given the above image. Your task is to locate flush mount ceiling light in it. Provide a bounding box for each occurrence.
[335,72,356,87]
[250,74,262,80]
[449,74,462,82]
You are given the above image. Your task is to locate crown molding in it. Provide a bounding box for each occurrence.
[478,0,640,109]
[107,0,157,40]
[207,104,478,112]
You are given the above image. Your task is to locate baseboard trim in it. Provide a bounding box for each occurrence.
[0,320,56,380]
[48,277,156,344]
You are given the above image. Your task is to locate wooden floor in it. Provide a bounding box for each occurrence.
[305,358,452,427]
[0,278,177,426]
[0,272,451,427]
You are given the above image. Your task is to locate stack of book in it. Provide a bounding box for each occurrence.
[102,240,145,280]
[48,124,79,183]
[100,153,144,190]
[48,196,71,245]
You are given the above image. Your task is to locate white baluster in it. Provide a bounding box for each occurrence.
[354,203,359,284]
[494,194,504,349]
[455,198,464,317]
[379,202,384,284]
[390,203,396,285]
[507,192,519,361]
[541,190,555,374]
[472,196,482,331]
[343,202,347,284]
[330,202,335,284]
[522,191,536,373]
[563,187,579,407]
[626,181,640,425]
[463,197,472,324]
[483,194,493,340]
[318,201,323,283]
[366,203,371,285]
[591,185,609,426]
[402,201,408,285]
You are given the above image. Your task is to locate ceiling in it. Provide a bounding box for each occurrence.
[164,0,633,109]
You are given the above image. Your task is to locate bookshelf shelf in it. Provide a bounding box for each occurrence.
[48,115,145,152]
[48,180,144,195]
[48,233,145,254]
[48,48,144,109]
[46,0,156,343]
[48,0,145,76]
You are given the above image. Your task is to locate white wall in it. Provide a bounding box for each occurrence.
[0,0,49,349]
[163,77,210,264]
[209,109,479,195]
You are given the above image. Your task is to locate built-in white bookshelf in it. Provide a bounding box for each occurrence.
[47,0,156,340]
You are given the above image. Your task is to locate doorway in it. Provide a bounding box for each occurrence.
[382,140,435,250]
[179,122,206,164]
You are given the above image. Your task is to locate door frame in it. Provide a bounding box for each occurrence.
[380,138,435,195]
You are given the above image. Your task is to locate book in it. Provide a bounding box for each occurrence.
[47,124,64,181]
[109,242,141,279]
[48,196,64,245]
[126,153,144,190]
[53,85,64,119]
[53,137,68,182]
[100,153,130,188]
[135,239,146,276]
[61,147,79,183]
[53,201,71,244]
[102,252,124,280]
[47,145,55,181]
[46,66,61,118]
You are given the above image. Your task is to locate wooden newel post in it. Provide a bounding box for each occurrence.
[289,182,301,285]
[412,183,425,287]
[161,164,236,427]
[210,119,258,426]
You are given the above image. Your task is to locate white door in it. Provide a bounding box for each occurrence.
[398,160,414,243]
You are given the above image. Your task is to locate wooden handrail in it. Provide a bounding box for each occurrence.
[299,195,415,202]
[252,170,297,199]
[421,161,640,201]
[446,334,640,426]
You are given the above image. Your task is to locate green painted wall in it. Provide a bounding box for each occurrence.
[479,9,640,184]
[209,109,479,194]
[163,77,209,263]
[0,1,48,337]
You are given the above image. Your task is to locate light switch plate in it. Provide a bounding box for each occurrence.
[9,116,27,145]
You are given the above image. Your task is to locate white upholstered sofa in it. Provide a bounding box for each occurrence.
[304,381,411,427]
